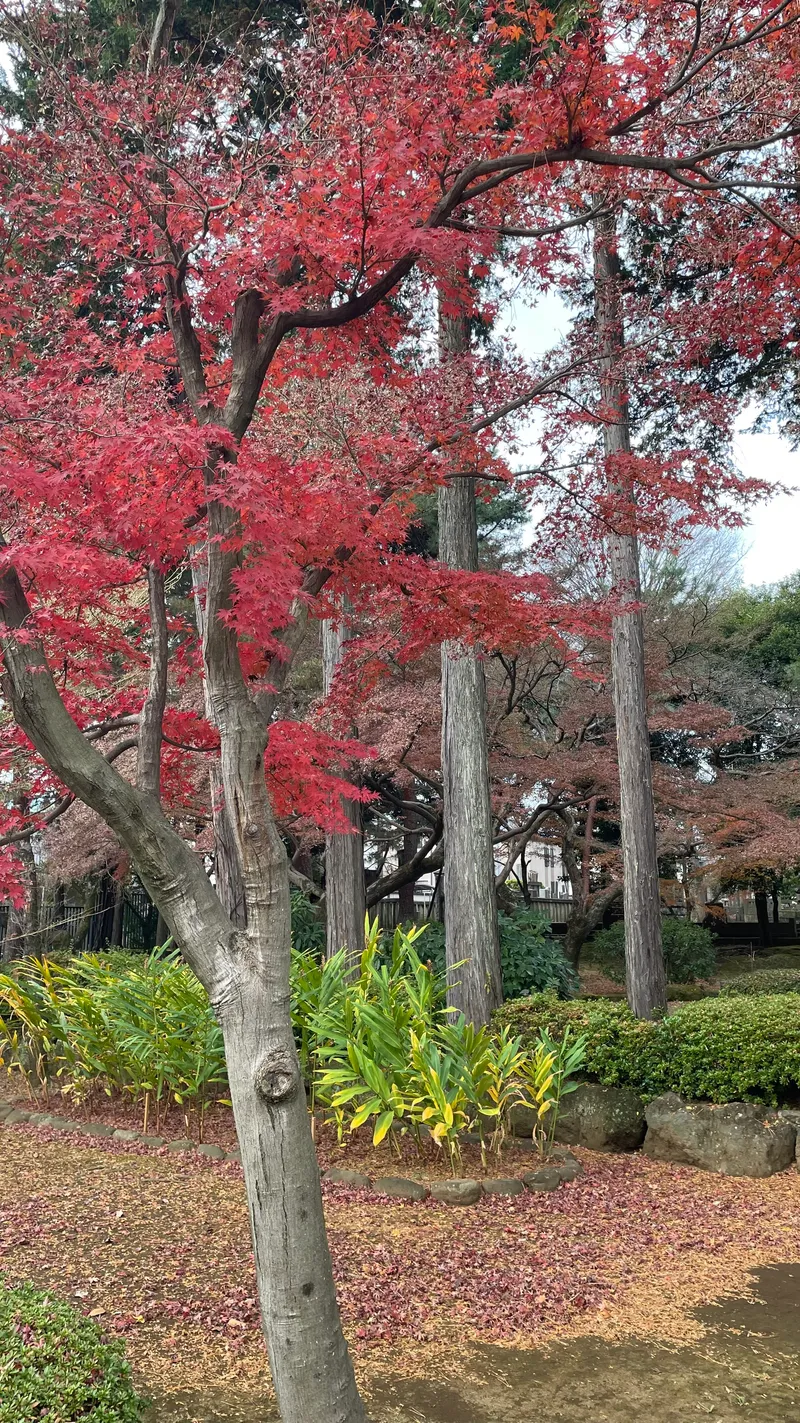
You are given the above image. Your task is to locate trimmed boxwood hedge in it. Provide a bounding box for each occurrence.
[495,992,800,1106]
[719,968,800,998]
[0,1281,145,1423]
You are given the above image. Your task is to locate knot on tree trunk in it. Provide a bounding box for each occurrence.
[254,1046,300,1105]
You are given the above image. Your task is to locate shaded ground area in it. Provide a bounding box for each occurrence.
[375,1265,800,1422]
[1,1125,798,1422]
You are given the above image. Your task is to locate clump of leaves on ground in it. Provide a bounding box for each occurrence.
[587,919,716,984]
[0,1280,145,1423]
[496,992,800,1105]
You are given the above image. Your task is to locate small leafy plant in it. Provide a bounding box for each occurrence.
[0,1281,145,1423]
[0,950,227,1137]
[310,921,585,1168]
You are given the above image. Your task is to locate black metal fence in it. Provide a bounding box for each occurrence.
[375,894,577,932]
[0,879,161,958]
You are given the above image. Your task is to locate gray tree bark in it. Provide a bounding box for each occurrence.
[438,301,502,1027]
[0,523,368,1423]
[594,210,667,1019]
[397,807,419,921]
[110,876,125,947]
[322,615,365,961]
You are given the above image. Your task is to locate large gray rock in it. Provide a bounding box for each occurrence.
[644,1093,796,1178]
[522,1167,561,1192]
[430,1179,482,1206]
[550,1084,646,1152]
[482,1177,525,1196]
[324,1168,372,1189]
[778,1110,800,1171]
[373,1176,429,1202]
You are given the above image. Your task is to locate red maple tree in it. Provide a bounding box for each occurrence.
[1,3,799,1416]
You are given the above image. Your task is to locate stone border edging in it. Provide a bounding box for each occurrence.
[0,1101,582,1202]
[322,1147,583,1204]
[0,1102,242,1164]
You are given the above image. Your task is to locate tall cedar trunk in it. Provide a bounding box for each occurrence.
[322,616,365,960]
[755,889,771,948]
[594,211,667,1019]
[110,876,125,947]
[438,300,502,1026]
[397,807,418,921]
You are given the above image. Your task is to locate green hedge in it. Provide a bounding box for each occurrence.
[587,918,716,984]
[719,968,800,997]
[420,911,578,1000]
[494,993,800,1106]
[0,1281,145,1423]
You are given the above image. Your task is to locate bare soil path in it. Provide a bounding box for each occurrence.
[1,1123,798,1422]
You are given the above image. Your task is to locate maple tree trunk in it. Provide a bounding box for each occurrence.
[0,547,368,1423]
[192,556,248,928]
[218,873,367,1423]
[210,764,248,927]
[322,616,365,960]
[594,211,667,1020]
[438,300,502,1027]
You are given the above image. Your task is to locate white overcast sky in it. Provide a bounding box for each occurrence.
[501,289,799,590]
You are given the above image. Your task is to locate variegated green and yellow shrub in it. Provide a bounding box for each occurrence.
[0,921,585,1161]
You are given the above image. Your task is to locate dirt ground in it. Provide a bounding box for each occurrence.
[373,1266,800,1422]
[148,1266,800,1422]
[1,1121,799,1423]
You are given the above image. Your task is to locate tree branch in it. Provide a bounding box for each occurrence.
[0,537,234,989]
